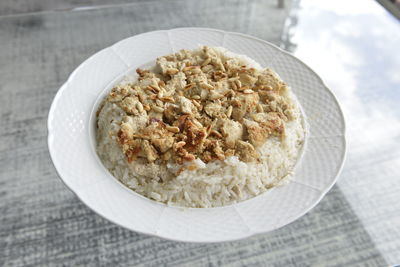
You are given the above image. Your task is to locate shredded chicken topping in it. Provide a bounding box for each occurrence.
[109,46,297,164]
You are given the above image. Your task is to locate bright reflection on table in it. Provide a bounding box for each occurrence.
[284,0,400,263]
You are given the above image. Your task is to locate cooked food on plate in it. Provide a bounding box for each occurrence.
[96,46,305,208]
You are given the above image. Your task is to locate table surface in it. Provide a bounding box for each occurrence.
[0,0,399,266]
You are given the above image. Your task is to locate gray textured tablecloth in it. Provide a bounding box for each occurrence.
[0,0,388,266]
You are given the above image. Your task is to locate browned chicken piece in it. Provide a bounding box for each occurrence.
[119,96,142,115]
[186,72,208,85]
[178,96,196,114]
[123,139,142,162]
[156,57,179,75]
[224,149,235,157]
[219,119,243,148]
[241,92,260,112]
[202,45,217,57]
[127,114,148,131]
[147,110,163,120]
[251,112,285,136]
[231,92,259,121]
[202,151,213,162]
[213,141,225,160]
[183,83,203,99]
[198,115,213,127]
[141,140,159,162]
[231,106,245,122]
[149,128,175,153]
[212,70,228,81]
[163,103,179,122]
[252,111,275,123]
[107,85,132,102]
[140,121,175,153]
[235,140,259,162]
[137,75,159,90]
[243,119,269,147]
[200,139,223,162]
[172,140,196,164]
[239,72,258,87]
[120,121,135,140]
[175,49,193,61]
[208,90,224,100]
[204,102,222,118]
[173,115,207,155]
[257,90,276,103]
[284,108,296,120]
[214,80,230,91]
[162,150,172,161]
[117,115,148,146]
[256,70,281,91]
[168,72,187,91]
[151,136,174,153]
[224,58,239,69]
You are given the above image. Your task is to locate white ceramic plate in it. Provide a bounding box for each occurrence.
[48,28,346,243]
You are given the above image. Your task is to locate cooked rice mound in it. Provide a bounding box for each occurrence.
[96,46,305,208]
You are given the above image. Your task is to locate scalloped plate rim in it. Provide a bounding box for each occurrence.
[47,27,346,243]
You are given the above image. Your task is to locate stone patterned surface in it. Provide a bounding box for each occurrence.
[0,0,148,16]
[0,0,389,265]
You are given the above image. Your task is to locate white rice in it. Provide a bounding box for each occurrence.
[96,48,305,208]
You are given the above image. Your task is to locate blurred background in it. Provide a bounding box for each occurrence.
[0,0,399,266]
